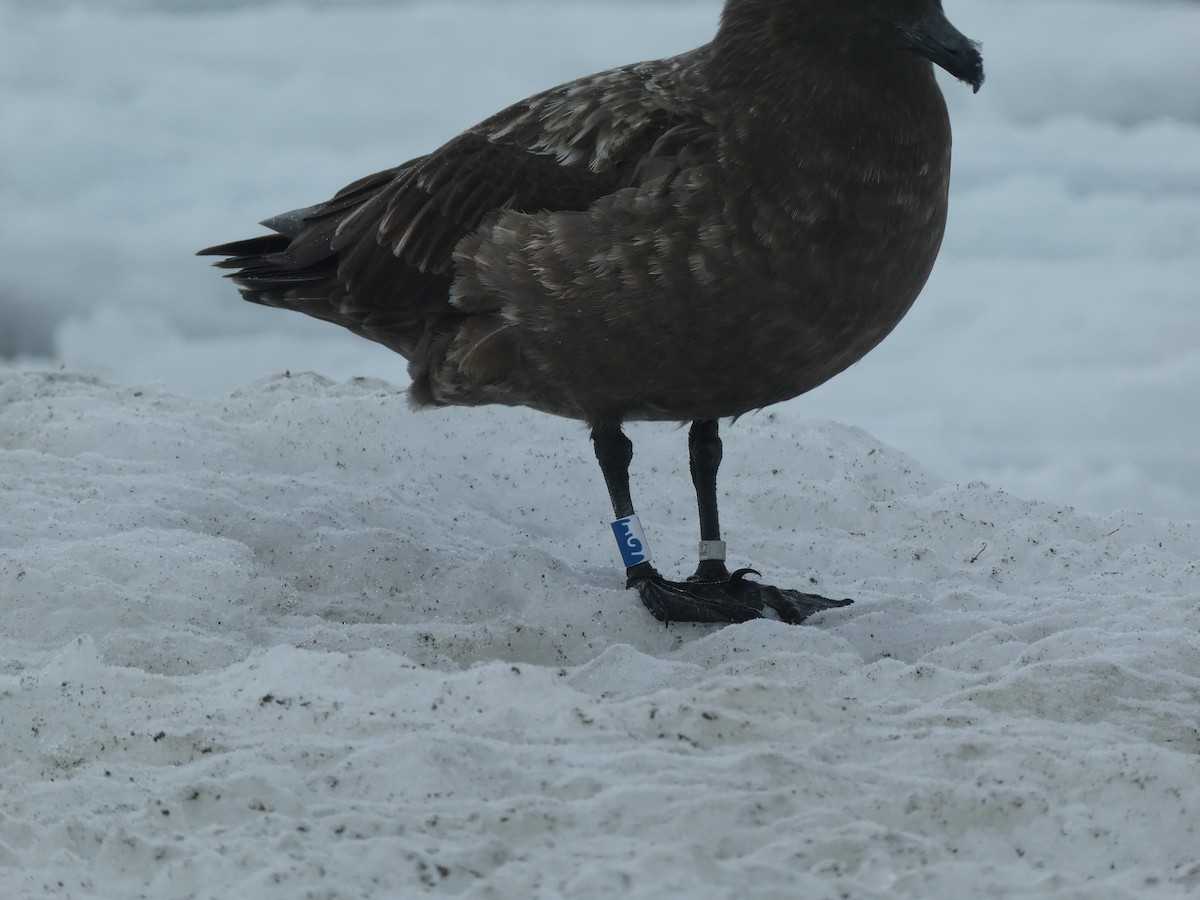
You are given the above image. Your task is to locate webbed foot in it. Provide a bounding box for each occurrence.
[627,566,853,625]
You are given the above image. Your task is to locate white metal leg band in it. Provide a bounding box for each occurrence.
[697,539,727,562]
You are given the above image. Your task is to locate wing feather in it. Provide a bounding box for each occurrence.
[201,49,715,359]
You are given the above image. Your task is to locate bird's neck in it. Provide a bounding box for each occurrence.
[703,29,952,178]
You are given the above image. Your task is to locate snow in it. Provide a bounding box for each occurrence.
[1,1,1198,898]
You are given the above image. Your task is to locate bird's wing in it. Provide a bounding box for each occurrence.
[200,52,713,352]
[327,54,711,306]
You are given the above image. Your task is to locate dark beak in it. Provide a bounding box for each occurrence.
[894,5,985,93]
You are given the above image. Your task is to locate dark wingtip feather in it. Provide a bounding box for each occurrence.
[197,234,291,259]
[260,210,310,238]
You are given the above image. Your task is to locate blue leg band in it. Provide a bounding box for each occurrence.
[611,515,653,568]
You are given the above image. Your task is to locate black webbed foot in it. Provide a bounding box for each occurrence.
[627,567,853,625]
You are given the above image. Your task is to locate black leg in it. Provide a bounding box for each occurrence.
[591,425,654,581]
[590,423,853,626]
[591,425,635,519]
[688,420,731,582]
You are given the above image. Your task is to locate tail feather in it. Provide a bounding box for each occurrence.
[197,234,290,261]
[198,227,337,298]
[198,166,454,361]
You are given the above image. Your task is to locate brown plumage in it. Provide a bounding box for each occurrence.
[201,0,983,626]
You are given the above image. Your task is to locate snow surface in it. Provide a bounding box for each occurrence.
[1,1,1199,898]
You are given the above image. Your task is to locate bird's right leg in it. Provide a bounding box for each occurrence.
[591,425,761,624]
[590,424,853,626]
[591,425,656,585]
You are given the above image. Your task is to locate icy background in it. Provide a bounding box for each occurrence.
[1,1,1198,897]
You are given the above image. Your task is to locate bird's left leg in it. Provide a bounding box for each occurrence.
[680,419,854,623]
[592,423,847,625]
[592,421,852,625]
[688,419,732,583]
[592,424,758,623]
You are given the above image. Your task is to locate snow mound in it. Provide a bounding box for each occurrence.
[2,372,1196,898]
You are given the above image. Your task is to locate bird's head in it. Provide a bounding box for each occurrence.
[717,0,985,94]
[889,1,985,92]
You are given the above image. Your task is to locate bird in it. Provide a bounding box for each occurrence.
[200,0,984,626]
